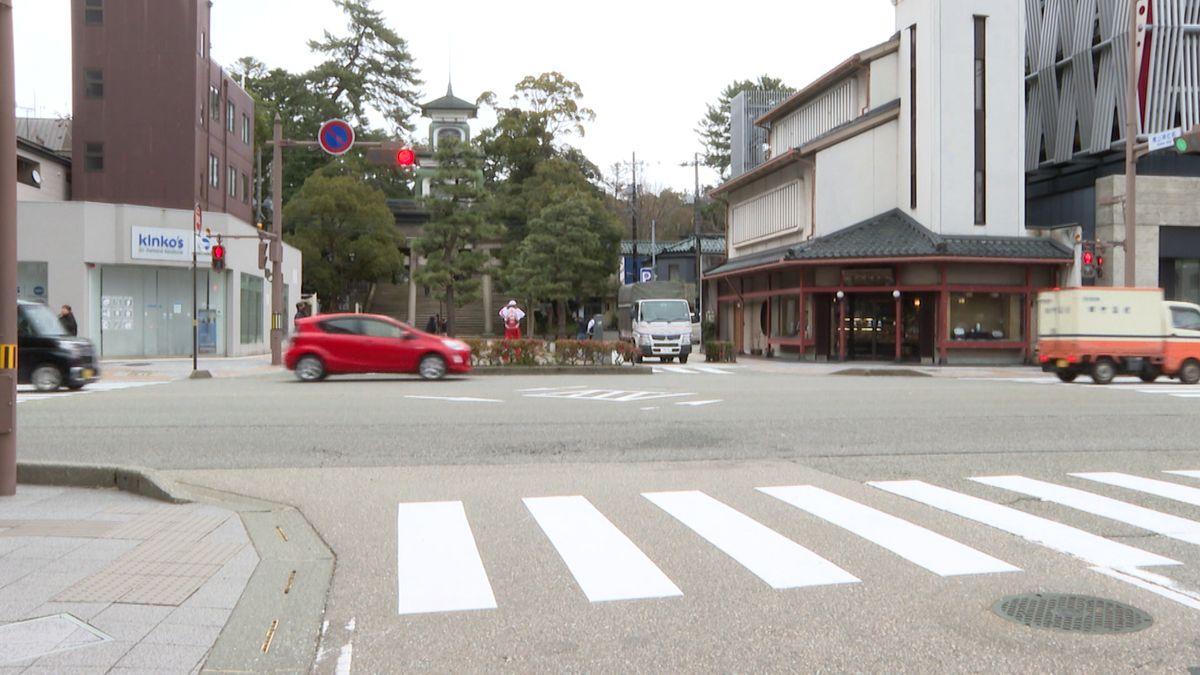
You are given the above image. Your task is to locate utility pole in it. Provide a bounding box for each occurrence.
[1123,0,1143,287]
[270,115,284,365]
[692,152,702,342]
[631,152,638,283]
[0,0,16,496]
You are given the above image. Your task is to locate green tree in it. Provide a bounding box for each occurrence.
[306,0,423,134]
[413,138,502,334]
[506,195,621,338]
[283,169,403,310]
[697,75,790,177]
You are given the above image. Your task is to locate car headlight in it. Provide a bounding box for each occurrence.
[639,334,652,345]
[442,339,470,352]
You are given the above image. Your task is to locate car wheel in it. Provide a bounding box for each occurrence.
[1055,371,1077,383]
[1181,359,1200,385]
[32,365,63,392]
[419,354,447,380]
[1090,358,1116,385]
[295,355,326,382]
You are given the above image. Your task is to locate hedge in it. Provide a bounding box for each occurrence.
[462,338,637,367]
[705,341,737,363]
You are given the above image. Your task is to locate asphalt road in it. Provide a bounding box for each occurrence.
[13,364,1200,672]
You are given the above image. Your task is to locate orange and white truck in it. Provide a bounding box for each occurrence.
[1036,288,1200,385]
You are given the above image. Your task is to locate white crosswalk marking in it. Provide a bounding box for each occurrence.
[971,475,1200,546]
[523,496,681,603]
[1072,472,1200,507]
[16,380,167,403]
[758,485,1020,576]
[652,365,734,375]
[868,480,1180,568]
[643,490,859,589]
[396,501,496,615]
[1167,470,1200,481]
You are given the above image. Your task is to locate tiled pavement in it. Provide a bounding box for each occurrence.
[0,485,259,674]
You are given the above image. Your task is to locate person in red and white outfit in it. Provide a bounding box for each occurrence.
[499,300,525,340]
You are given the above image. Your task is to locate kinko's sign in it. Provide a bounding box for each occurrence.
[131,226,210,262]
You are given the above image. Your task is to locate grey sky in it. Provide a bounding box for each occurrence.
[13,0,896,193]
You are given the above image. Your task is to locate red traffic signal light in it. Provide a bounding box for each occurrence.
[1082,250,1094,265]
[211,243,226,271]
[395,147,416,167]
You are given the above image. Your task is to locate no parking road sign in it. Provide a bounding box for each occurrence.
[318,119,355,155]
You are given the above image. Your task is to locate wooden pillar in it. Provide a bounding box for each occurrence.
[838,292,847,361]
[937,265,948,364]
[798,279,806,360]
[1024,266,1034,363]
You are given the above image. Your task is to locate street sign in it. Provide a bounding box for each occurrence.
[1147,128,1181,152]
[318,119,355,156]
[640,268,653,283]
[194,203,202,232]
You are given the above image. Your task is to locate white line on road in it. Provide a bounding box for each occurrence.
[675,400,723,407]
[403,395,503,403]
[643,490,859,589]
[1168,470,1200,481]
[1091,566,1200,611]
[971,475,1200,546]
[1073,472,1200,507]
[653,366,699,374]
[396,501,497,615]
[868,480,1180,569]
[523,496,682,603]
[515,386,589,392]
[759,485,1020,577]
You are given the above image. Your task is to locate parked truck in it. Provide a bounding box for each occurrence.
[617,281,698,364]
[1036,287,1200,384]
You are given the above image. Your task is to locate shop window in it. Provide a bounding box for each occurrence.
[84,0,103,25]
[17,157,42,188]
[949,292,1022,341]
[85,143,104,171]
[84,69,104,98]
[240,273,265,344]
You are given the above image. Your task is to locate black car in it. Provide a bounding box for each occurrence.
[17,300,100,391]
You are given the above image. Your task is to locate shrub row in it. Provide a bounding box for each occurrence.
[462,338,637,367]
[705,341,737,363]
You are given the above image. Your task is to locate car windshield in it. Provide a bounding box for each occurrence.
[640,301,690,323]
[18,303,67,337]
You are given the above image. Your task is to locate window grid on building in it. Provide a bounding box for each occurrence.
[241,114,250,144]
[84,69,104,98]
[84,0,103,25]
[85,143,104,171]
[974,15,987,225]
[731,180,803,245]
[770,79,858,153]
[228,167,237,197]
[210,87,220,121]
[209,154,219,188]
[226,101,235,132]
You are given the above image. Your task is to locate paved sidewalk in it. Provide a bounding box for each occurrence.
[99,354,278,383]
[0,485,258,674]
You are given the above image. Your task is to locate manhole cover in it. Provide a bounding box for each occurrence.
[992,593,1152,634]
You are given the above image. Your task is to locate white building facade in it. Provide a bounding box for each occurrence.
[16,201,302,358]
[708,0,1072,364]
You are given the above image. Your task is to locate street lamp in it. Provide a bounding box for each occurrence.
[680,153,703,345]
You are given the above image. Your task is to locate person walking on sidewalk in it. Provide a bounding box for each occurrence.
[58,305,78,336]
[499,300,525,340]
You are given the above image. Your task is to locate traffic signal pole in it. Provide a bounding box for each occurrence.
[1,0,17,496]
[270,116,283,366]
[1123,0,1140,288]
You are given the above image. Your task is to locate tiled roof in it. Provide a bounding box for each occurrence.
[621,236,726,256]
[16,117,71,156]
[421,84,478,115]
[705,209,1072,277]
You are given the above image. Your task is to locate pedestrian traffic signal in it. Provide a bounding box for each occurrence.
[1175,125,1200,154]
[211,240,226,271]
[1081,240,1096,280]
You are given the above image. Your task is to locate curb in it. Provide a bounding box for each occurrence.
[15,461,333,675]
[471,365,653,375]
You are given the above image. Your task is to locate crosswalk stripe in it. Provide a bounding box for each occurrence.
[1072,472,1200,507]
[396,501,496,615]
[659,366,698,374]
[643,490,859,589]
[1167,470,1200,481]
[758,486,1020,577]
[692,366,733,375]
[868,480,1180,569]
[523,496,681,603]
[971,475,1200,546]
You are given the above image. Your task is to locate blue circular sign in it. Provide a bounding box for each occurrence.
[318,119,355,155]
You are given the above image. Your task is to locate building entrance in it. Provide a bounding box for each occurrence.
[827,292,935,362]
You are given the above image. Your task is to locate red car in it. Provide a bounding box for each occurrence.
[285,313,471,382]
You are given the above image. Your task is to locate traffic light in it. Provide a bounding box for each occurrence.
[395,147,416,167]
[1095,242,1107,279]
[211,238,226,272]
[1175,125,1200,154]
[1081,240,1096,280]
[257,239,268,270]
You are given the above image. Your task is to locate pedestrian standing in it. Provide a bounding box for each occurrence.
[58,305,77,336]
[425,314,438,333]
[499,300,525,340]
[294,302,310,328]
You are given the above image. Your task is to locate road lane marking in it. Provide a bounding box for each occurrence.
[523,496,682,603]
[515,386,588,392]
[1091,566,1200,611]
[675,400,722,407]
[692,366,734,375]
[643,490,859,589]
[403,395,503,403]
[1073,472,1200,507]
[868,480,1179,569]
[653,366,699,374]
[396,501,496,615]
[759,485,1020,577]
[1168,470,1200,481]
[971,475,1200,546]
